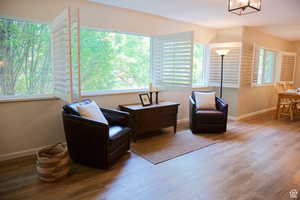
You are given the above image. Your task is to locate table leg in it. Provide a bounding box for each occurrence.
[275,95,281,119]
[290,103,295,121]
[174,124,177,134]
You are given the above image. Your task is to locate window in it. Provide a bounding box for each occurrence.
[80,28,150,93]
[193,44,206,86]
[0,18,52,98]
[255,48,277,85]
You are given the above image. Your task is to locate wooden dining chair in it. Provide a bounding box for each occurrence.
[294,99,300,117]
[276,82,295,120]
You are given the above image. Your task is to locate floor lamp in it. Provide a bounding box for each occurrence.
[216,49,230,99]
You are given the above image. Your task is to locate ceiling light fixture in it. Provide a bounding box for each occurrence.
[228,0,261,15]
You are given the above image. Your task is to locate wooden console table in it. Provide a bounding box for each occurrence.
[119,102,179,142]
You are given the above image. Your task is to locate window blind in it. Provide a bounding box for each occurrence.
[239,43,254,87]
[51,7,80,103]
[208,43,241,88]
[151,31,194,90]
[280,53,296,82]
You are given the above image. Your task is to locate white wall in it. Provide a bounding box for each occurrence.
[0,0,216,159]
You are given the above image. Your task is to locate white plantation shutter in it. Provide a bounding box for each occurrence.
[208,43,241,88]
[239,43,254,87]
[280,53,296,82]
[52,8,80,103]
[151,31,194,90]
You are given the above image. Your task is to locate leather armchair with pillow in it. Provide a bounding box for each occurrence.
[189,91,228,133]
[62,99,131,169]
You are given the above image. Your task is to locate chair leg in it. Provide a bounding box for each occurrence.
[290,104,295,121]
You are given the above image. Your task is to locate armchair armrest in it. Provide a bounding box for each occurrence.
[216,97,228,113]
[100,108,130,127]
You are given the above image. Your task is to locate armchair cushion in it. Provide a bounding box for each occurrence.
[195,110,225,121]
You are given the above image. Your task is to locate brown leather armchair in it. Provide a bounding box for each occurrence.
[189,91,228,133]
[62,99,131,169]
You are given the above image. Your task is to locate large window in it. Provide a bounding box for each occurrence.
[193,44,206,86]
[80,28,150,93]
[256,48,277,85]
[0,18,52,97]
[0,18,206,100]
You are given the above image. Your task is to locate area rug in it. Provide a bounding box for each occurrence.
[131,129,220,164]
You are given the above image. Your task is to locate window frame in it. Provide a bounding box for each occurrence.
[0,16,54,102]
[252,46,278,87]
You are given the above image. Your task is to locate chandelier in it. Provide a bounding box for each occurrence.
[228,0,261,15]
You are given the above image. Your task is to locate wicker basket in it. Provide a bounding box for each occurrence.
[36,143,70,182]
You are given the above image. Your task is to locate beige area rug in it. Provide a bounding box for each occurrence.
[131,128,221,164]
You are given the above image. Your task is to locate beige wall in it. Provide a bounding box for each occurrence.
[0,99,65,157]
[0,0,216,158]
[0,0,216,42]
[214,27,244,43]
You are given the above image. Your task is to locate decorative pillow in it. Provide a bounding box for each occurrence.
[194,92,216,110]
[77,101,108,125]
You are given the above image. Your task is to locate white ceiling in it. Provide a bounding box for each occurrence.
[89,0,300,41]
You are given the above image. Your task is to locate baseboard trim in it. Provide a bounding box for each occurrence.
[177,118,189,124]
[0,147,41,162]
[229,107,276,121]
[0,143,66,162]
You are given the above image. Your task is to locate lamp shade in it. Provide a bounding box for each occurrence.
[0,59,5,67]
[216,49,230,56]
[228,0,261,15]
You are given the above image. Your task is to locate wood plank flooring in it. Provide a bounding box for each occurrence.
[1,115,300,200]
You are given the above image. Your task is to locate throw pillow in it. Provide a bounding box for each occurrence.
[77,101,108,125]
[194,92,216,110]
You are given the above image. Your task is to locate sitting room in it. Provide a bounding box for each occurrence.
[1,0,300,199]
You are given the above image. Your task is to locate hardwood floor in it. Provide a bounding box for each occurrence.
[1,115,300,200]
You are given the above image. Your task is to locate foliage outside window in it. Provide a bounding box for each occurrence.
[0,18,52,98]
[80,28,150,93]
[193,44,206,87]
[257,48,277,85]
